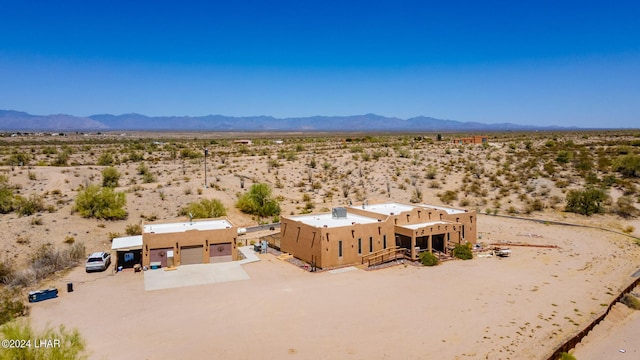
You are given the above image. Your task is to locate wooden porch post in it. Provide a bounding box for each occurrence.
[410,233,417,260]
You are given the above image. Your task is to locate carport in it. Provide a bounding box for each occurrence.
[111,235,143,269]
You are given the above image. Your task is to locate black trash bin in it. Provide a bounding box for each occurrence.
[67,282,73,293]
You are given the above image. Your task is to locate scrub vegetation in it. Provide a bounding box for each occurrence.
[0,320,88,360]
[0,130,639,349]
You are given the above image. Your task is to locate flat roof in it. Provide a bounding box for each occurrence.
[354,202,415,216]
[400,221,451,230]
[111,235,143,250]
[290,213,379,228]
[355,202,466,216]
[144,219,234,234]
[420,204,467,214]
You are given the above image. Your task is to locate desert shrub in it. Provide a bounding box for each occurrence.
[107,232,122,241]
[565,187,607,216]
[526,199,544,213]
[285,152,297,161]
[10,242,86,287]
[621,293,640,310]
[438,190,458,205]
[101,166,121,188]
[425,166,437,179]
[0,290,28,326]
[97,152,115,166]
[127,151,144,162]
[614,196,639,218]
[180,148,202,159]
[0,320,88,360]
[0,176,17,214]
[398,148,411,158]
[16,194,44,217]
[41,146,57,155]
[268,159,281,168]
[74,184,127,220]
[179,198,227,219]
[0,258,15,285]
[137,163,156,183]
[236,183,280,217]
[409,187,423,203]
[6,151,31,166]
[558,352,576,360]
[555,151,572,164]
[52,150,70,166]
[125,223,143,236]
[419,251,439,266]
[613,153,640,178]
[452,243,473,260]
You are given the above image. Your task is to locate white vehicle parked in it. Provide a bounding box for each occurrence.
[85,252,111,272]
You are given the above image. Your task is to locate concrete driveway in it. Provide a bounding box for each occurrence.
[143,246,259,291]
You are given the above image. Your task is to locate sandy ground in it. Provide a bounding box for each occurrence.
[27,215,640,360]
[572,302,640,359]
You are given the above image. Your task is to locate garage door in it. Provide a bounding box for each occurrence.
[210,243,232,263]
[149,248,172,268]
[180,245,203,265]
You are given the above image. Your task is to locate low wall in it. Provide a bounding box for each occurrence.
[545,275,640,359]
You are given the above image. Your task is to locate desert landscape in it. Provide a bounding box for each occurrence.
[1,130,640,359]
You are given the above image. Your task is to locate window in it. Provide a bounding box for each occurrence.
[462,225,465,239]
[358,238,362,255]
[383,235,387,249]
[369,237,373,253]
[338,241,343,257]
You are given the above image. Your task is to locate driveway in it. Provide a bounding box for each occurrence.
[143,246,259,291]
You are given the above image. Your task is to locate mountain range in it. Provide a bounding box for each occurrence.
[0,110,576,132]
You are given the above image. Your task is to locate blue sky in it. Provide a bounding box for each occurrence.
[1,0,639,127]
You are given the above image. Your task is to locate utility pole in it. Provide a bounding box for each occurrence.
[204,148,208,188]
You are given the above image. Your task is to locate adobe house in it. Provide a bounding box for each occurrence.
[280,202,477,269]
[451,135,488,145]
[142,218,238,268]
[280,208,390,269]
[349,203,476,260]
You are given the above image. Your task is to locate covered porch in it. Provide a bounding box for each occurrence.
[394,221,459,260]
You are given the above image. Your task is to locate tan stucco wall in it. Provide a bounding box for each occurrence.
[279,219,322,266]
[281,216,395,269]
[281,205,478,269]
[142,219,237,267]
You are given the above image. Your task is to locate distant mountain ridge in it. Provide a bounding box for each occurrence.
[0,110,576,132]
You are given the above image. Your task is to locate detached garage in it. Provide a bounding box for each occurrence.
[111,235,143,269]
[142,218,239,268]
